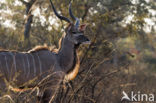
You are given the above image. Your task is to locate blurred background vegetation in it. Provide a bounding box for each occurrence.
[0,0,156,103]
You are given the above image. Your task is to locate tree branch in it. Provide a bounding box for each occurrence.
[24,14,33,39]
[21,0,37,39]
[82,3,91,21]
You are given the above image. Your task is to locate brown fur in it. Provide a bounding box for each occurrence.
[0,49,18,53]
[29,45,60,53]
[0,45,56,53]
[28,45,50,53]
[65,56,80,81]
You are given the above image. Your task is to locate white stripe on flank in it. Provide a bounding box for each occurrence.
[30,54,36,77]
[11,53,17,74]
[0,58,2,73]
[8,52,15,77]
[1,53,9,74]
[22,53,26,76]
[25,53,30,78]
[4,55,9,75]
[36,53,42,75]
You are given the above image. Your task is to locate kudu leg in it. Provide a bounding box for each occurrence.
[38,88,59,103]
[0,78,7,96]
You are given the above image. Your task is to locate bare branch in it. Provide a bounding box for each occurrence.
[82,3,91,21]
[23,0,37,39]
[24,14,33,39]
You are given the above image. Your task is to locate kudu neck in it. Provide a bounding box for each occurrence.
[59,36,75,52]
[58,36,79,73]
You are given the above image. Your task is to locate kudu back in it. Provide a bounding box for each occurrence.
[0,0,90,102]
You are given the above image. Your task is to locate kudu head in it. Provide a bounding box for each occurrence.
[49,0,90,46]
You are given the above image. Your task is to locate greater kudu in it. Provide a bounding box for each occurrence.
[0,0,90,102]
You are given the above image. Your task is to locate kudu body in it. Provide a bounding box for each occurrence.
[0,0,90,102]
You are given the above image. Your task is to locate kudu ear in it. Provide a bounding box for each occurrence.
[79,24,87,32]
